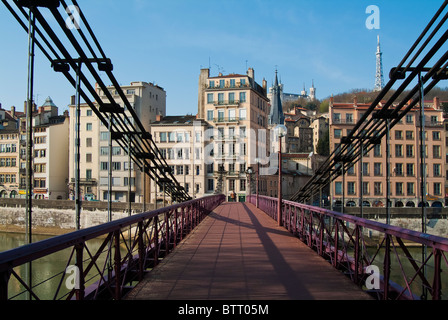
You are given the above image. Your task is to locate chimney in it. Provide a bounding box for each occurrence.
[433,96,440,109]
[10,106,15,118]
[247,68,255,79]
[70,95,76,105]
[353,96,357,106]
[156,114,162,122]
[329,94,334,107]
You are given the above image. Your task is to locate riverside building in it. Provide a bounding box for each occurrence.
[330,96,446,208]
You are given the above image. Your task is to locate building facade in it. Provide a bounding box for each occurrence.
[150,115,210,203]
[68,81,167,203]
[16,97,69,200]
[197,68,271,201]
[330,97,446,208]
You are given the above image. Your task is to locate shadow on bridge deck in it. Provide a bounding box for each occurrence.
[125,202,372,300]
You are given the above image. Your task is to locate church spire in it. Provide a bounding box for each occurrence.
[269,69,285,126]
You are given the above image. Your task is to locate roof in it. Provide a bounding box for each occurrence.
[151,115,207,126]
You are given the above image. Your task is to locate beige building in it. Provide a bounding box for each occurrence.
[0,125,20,198]
[197,68,271,201]
[150,115,210,203]
[16,97,69,199]
[68,81,166,203]
[330,97,445,208]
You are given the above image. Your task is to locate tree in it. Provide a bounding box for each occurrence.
[316,130,329,156]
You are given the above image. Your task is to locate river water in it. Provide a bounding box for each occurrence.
[0,231,106,300]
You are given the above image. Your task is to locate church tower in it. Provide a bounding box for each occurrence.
[268,69,285,126]
[309,80,316,100]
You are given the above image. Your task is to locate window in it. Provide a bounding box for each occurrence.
[112,146,121,156]
[406,114,413,124]
[86,110,92,116]
[395,163,403,176]
[395,130,403,140]
[207,179,214,191]
[374,145,381,157]
[209,80,215,88]
[334,129,342,139]
[230,79,236,88]
[207,93,214,104]
[346,113,353,123]
[406,163,415,176]
[406,145,414,157]
[228,109,236,121]
[112,162,121,171]
[334,113,341,123]
[407,182,415,195]
[100,147,108,155]
[86,123,92,131]
[239,108,247,120]
[219,80,225,88]
[347,182,356,195]
[362,182,369,195]
[396,182,404,196]
[240,127,246,138]
[160,132,167,142]
[406,131,414,140]
[176,165,183,175]
[207,110,213,121]
[434,163,441,177]
[240,179,246,191]
[374,163,382,176]
[434,183,442,196]
[433,145,441,158]
[86,153,92,163]
[239,92,246,103]
[433,131,441,141]
[335,181,342,195]
[218,93,224,104]
[229,92,235,103]
[228,179,235,191]
[100,132,109,141]
[395,145,403,157]
[100,162,108,170]
[374,182,382,195]
[168,132,175,142]
[362,163,369,176]
[86,169,92,180]
[86,138,92,147]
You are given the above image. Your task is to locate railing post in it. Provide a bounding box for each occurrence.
[114,230,121,300]
[180,206,185,241]
[333,220,339,268]
[137,221,144,281]
[432,248,442,300]
[354,225,360,284]
[383,234,391,300]
[75,243,85,300]
[319,215,324,256]
[154,216,159,266]
[0,270,11,300]
[173,208,178,249]
[165,211,170,255]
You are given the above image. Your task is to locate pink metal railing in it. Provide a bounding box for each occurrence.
[248,194,448,300]
[0,195,224,300]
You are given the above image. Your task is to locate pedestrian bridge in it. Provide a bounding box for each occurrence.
[0,194,447,301]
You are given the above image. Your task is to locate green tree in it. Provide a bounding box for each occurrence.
[316,130,329,156]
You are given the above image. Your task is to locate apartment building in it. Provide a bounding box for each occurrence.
[0,126,19,198]
[150,115,210,202]
[197,68,270,201]
[330,97,445,208]
[68,81,166,203]
[16,97,69,199]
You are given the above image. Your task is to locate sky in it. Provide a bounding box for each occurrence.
[0,0,446,116]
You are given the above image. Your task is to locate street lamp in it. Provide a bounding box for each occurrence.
[255,158,260,208]
[275,124,287,227]
[246,167,253,201]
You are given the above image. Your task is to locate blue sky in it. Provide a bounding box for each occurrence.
[0,1,445,115]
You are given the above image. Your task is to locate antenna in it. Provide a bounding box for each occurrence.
[374,35,385,91]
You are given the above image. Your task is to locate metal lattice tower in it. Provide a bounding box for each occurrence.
[374,35,385,92]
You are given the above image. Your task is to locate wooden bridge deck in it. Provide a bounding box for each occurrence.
[125,202,372,300]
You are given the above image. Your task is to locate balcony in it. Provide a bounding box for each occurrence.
[212,100,240,107]
[70,178,97,185]
[416,120,444,128]
[213,117,240,124]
